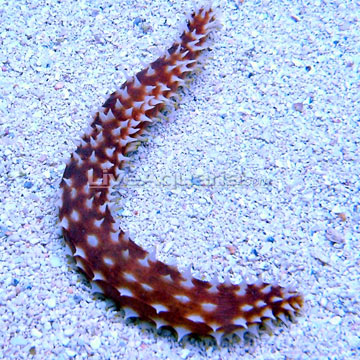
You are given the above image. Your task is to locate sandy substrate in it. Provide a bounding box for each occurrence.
[0,0,359,359]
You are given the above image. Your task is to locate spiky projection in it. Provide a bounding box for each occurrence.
[59,5,303,345]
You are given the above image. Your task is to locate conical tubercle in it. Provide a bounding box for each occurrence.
[58,5,303,345]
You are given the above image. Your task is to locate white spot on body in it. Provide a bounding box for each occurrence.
[119,137,137,147]
[180,50,189,59]
[166,64,177,73]
[87,235,99,247]
[62,178,72,187]
[74,247,86,258]
[118,86,130,101]
[94,218,104,228]
[236,283,247,297]
[170,74,185,85]
[124,108,132,118]
[141,283,152,292]
[153,318,167,329]
[278,313,288,325]
[123,231,130,241]
[146,66,155,76]
[89,151,97,163]
[107,109,115,121]
[247,324,259,337]
[99,203,106,213]
[138,256,150,268]
[112,127,121,137]
[162,274,172,282]
[174,326,191,340]
[85,197,93,209]
[125,142,139,153]
[251,316,262,323]
[157,83,171,92]
[105,147,115,157]
[100,161,113,170]
[114,98,122,110]
[233,316,248,329]
[123,307,138,319]
[234,328,245,341]
[292,301,301,310]
[75,258,86,272]
[152,304,168,314]
[117,153,129,162]
[72,151,82,164]
[148,247,156,262]
[181,277,193,289]
[119,120,128,128]
[261,284,272,294]
[60,217,69,230]
[70,209,80,222]
[149,98,162,106]
[90,136,97,147]
[63,242,73,256]
[207,285,218,294]
[255,300,267,308]
[133,75,141,89]
[90,282,103,294]
[99,110,109,122]
[117,287,133,297]
[128,127,139,135]
[143,92,155,102]
[133,100,143,110]
[187,314,205,323]
[139,114,152,123]
[201,303,217,312]
[70,188,77,199]
[122,249,130,261]
[262,308,276,320]
[282,303,294,312]
[93,271,105,281]
[174,295,191,303]
[103,257,114,266]
[87,168,94,179]
[129,119,140,127]
[124,272,137,282]
[110,231,119,243]
[241,304,254,312]
[83,184,90,195]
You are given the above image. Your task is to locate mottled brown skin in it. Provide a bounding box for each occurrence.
[59,6,303,344]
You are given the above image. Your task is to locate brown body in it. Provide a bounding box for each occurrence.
[59,6,303,344]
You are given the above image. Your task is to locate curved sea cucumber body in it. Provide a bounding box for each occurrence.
[59,5,303,344]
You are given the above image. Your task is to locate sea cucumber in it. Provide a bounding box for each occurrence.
[58,4,303,344]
